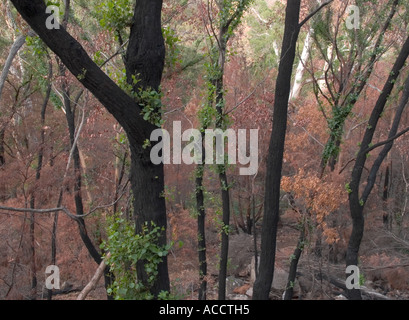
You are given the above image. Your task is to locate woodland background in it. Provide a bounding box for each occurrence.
[1,0,409,300]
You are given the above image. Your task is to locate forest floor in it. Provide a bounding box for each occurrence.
[42,204,409,300]
[164,205,409,301]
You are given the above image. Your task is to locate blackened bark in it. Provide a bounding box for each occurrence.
[10,0,170,296]
[196,132,207,300]
[10,0,151,145]
[382,165,390,229]
[196,167,207,300]
[125,0,170,295]
[347,35,409,300]
[252,0,301,300]
[126,0,165,91]
[214,31,231,300]
[129,142,169,294]
[218,170,231,300]
[0,128,5,201]
[64,89,102,266]
[284,226,304,300]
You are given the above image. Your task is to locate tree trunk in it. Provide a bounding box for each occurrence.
[213,31,231,300]
[217,170,231,300]
[0,33,33,101]
[253,0,301,300]
[10,0,170,297]
[196,130,207,300]
[27,56,52,300]
[125,0,169,295]
[129,142,169,294]
[290,26,313,101]
[347,35,409,300]
[284,225,305,300]
[382,164,391,229]
[0,128,5,201]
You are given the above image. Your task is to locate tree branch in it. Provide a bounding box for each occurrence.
[364,126,409,154]
[10,0,151,146]
[76,253,110,300]
[0,184,128,220]
[299,0,334,28]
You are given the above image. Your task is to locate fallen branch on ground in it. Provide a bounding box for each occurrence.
[77,253,110,300]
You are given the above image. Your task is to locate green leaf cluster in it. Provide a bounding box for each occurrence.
[101,214,172,300]
[162,26,181,69]
[138,87,164,127]
[96,0,133,33]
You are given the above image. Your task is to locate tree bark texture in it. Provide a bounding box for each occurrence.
[347,34,409,300]
[11,0,170,296]
[252,0,301,300]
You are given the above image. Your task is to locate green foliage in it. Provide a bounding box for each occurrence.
[359,270,366,286]
[92,50,105,66]
[96,0,133,33]
[101,214,173,300]
[162,26,181,69]
[25,35,47,57]
[109,69,164,126]
[245,0,285,73]
[138,87,164,127]
[345,183,352,194]
[198,102,217,131]
[322,102,354,166]
[218,0,254,41]
[315,0,402,169]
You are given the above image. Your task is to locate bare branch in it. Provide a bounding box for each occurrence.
[364,126,409,154]
[299,0,334,29]
[0,176,129,220]
[76,253,110,300]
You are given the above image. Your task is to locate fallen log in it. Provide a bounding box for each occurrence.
[77,254,110,300]
[316,272,390,300]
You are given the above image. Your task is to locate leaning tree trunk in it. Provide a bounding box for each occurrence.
[347,34,409,300]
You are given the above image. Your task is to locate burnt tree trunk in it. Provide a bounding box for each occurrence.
[347,35,409,300]
[11,0,170,296]
[382,164,391,229]
[284,225,305,300]
[252,0,301,300]
[0,127,5,201]
[196,130,207,300]
[214,32,231,300]
[125,0,169,295]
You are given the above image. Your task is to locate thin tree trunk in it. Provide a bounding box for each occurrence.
[196,129,207,300]
[319,0,399,173]
[284,222,305,300]
[290,26,314,101]
[382,164,391,229]
[0,128,5,201]
[214,32,231,300]
[48,190,62,300]
[347,35,409,300]
[217,170,231,300]
[27,55,52,300]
